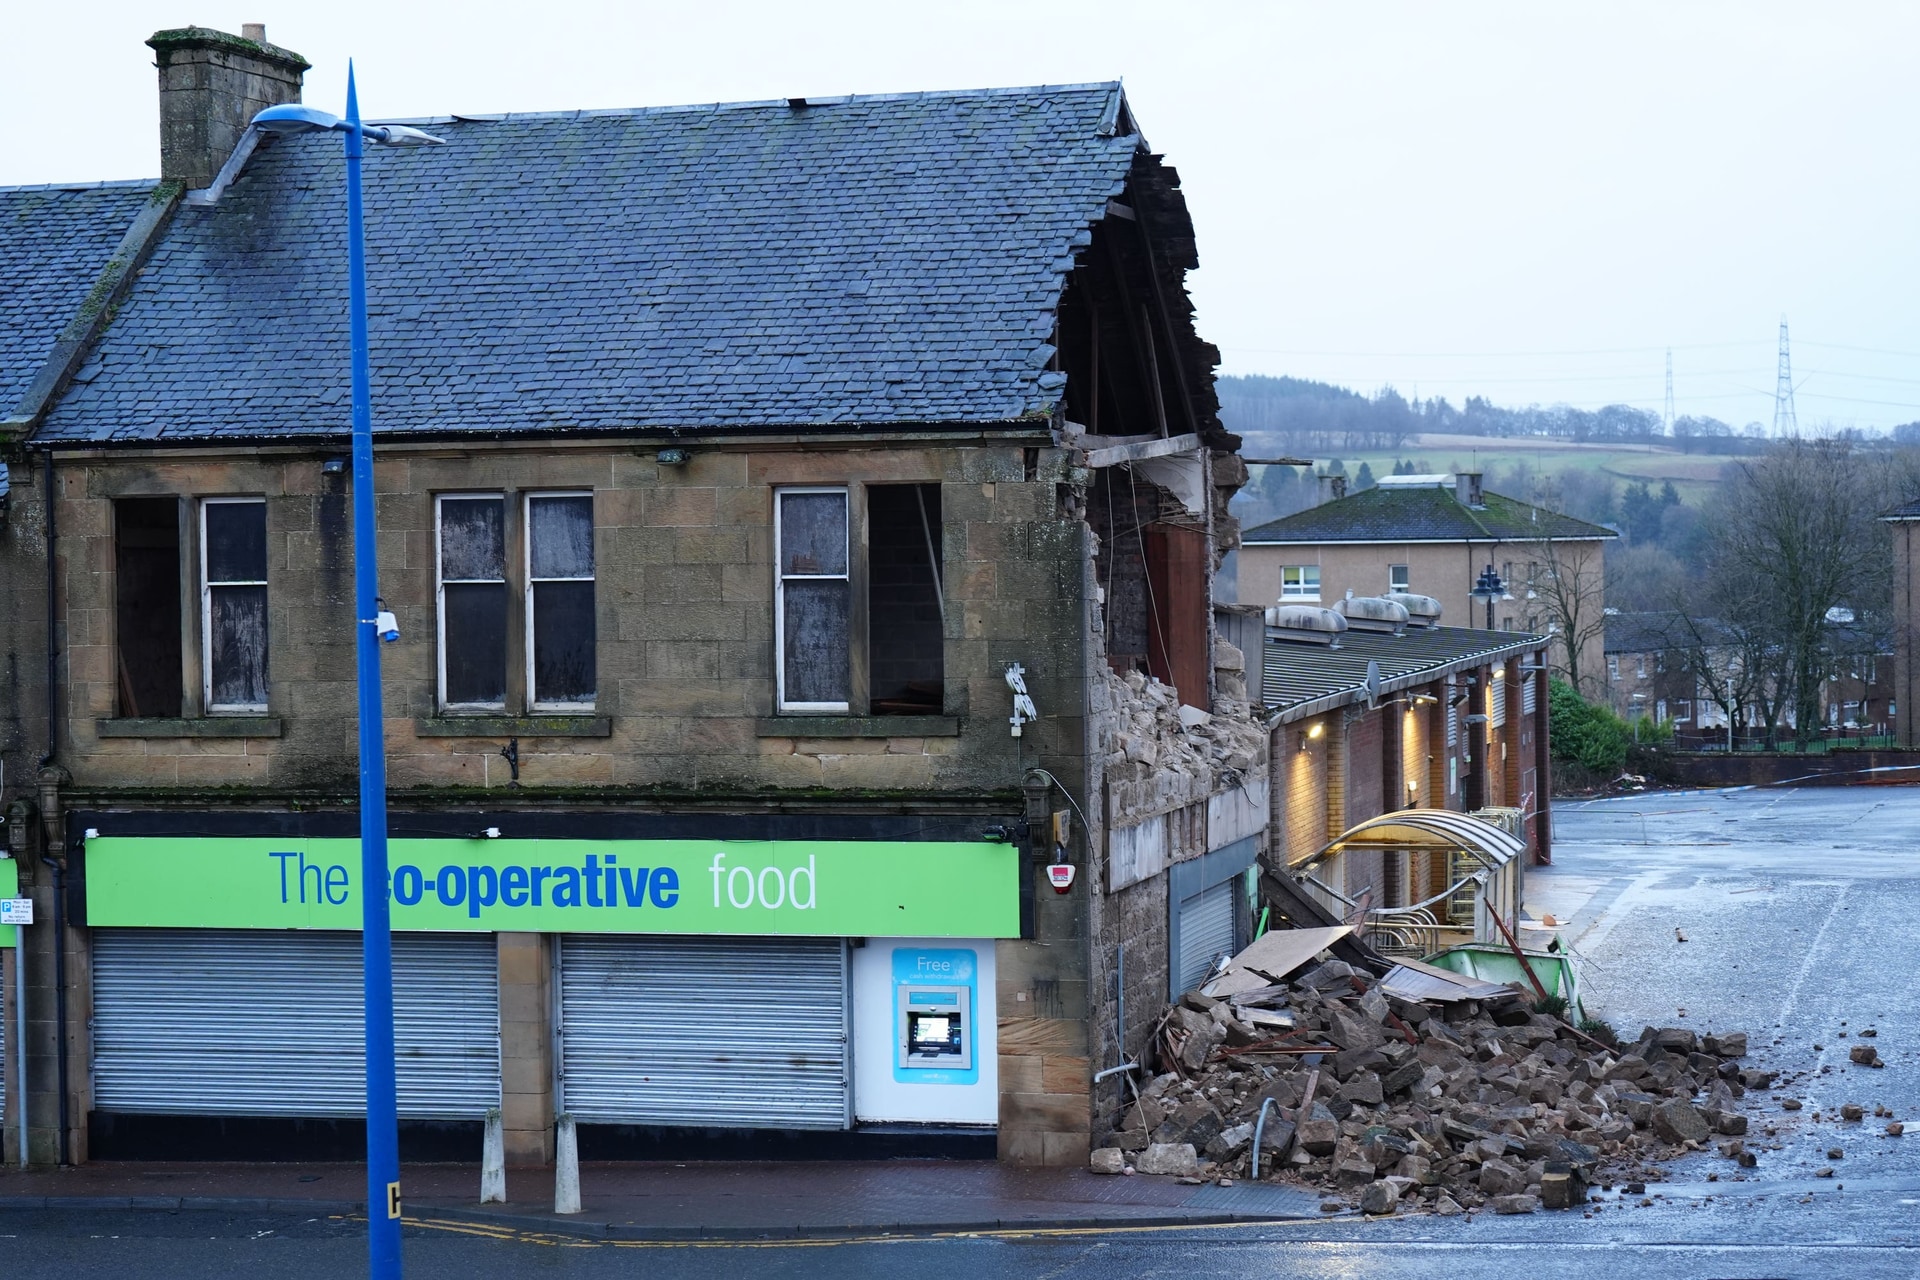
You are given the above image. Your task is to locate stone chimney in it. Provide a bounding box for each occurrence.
[1317,472,1348,505]
[147,25,309,190]
[1454,471,1484,509]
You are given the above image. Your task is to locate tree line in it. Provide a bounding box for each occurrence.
[1219,374,1775,453]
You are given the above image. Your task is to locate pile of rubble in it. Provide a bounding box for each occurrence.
[1100,643,1266,817]
[1092,957,1768,1216]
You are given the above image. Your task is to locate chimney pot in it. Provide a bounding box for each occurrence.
[147,26,310,189]
[1317,472,1348,505]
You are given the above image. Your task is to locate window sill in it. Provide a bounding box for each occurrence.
[97,717,283,739]
[413,715,611,738]
[755,715,960,738]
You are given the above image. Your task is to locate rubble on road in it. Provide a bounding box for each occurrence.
[1089,948,1761,1216]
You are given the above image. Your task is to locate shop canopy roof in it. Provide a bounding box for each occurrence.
[1296,808,1526,875]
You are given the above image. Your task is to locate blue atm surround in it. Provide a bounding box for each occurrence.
[891,947,979,1086]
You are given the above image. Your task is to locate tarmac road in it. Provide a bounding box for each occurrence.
[4,784,1917,1278]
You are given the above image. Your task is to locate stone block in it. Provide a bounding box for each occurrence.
[1651,1100,1711,1145]
[1090,1147,1125,1175]
[1135,1143,1199,1177]
[1358,1180,1400,1215]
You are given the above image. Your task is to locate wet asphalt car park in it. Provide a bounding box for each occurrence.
[4,784,1917,1278]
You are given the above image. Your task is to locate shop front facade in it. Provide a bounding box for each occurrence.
[69,810,1018,1161]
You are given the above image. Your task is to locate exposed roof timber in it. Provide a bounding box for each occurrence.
[1085,432,1201,468]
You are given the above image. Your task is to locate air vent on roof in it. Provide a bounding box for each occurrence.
[1336,596,1410,635]
[1265,605,1349,648]
[787,97,809,110]
[1384,592,1443,628]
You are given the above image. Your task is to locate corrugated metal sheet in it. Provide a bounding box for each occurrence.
[1177,880,1237,994]
[91,929,500,1118]
[1262,625,1544,719]
[558,935,849,1130]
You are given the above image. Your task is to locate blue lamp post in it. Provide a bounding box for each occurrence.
[253,70,442,1280]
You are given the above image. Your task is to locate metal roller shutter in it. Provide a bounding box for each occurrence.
[91,929,500,1118]
[559,935,848,1129]
[1177,880,1237,994]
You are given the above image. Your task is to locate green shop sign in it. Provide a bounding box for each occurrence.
[1,857,16,948]
[84,837,1019,938]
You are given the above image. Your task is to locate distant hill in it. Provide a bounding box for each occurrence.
[1217,373,1764,456]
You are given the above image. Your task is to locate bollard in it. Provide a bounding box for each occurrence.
[554,1113,581,1215]
[480,1108,506,1204]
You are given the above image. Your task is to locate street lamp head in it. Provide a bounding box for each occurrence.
[249,103,446,147]
[373,123,447,147]
[252,102,345,134]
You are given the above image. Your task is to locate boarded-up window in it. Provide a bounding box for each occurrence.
[437,495,508,710]
[527,493,596,708]
[775,489,851,711]
[867,484,944,714]
[1522,671,1538,715]
[201,498,268,712]
[1490,673,1507,727]
[114,498,183,718]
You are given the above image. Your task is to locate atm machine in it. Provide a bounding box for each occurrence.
[890,948,979,1086]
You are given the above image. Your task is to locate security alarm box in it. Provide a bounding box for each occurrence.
[897,984,972,1072]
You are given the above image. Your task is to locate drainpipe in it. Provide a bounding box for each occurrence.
[37,453,73,1164]
[41,453,56,765]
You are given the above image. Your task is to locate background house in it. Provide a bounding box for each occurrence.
[1234,471,1616,692]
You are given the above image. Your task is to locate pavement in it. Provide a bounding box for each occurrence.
[0,1156,1331,1239]
[3,784,1918,1276]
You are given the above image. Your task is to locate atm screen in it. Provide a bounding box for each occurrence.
[911,1012,956,1048]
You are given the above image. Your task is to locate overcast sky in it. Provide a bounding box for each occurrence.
[8,2,1917,429]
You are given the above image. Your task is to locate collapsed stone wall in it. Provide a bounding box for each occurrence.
[1093,960,1766,1217]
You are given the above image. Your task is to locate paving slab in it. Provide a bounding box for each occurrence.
[0,1159,1323,1238]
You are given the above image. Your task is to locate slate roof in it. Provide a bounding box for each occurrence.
[1,181,158,411]
[1882,498,1920,520]
[1261,624,1545,719]
[36,84,1149,444]
[1243,484,1616,544]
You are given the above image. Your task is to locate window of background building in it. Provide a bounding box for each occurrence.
[437,494,508,711]
[1280,565,1321,600]
[776,488,852,712]
[201,498,269,713]
[526,493,597,709]
[1389,564,1409,594]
